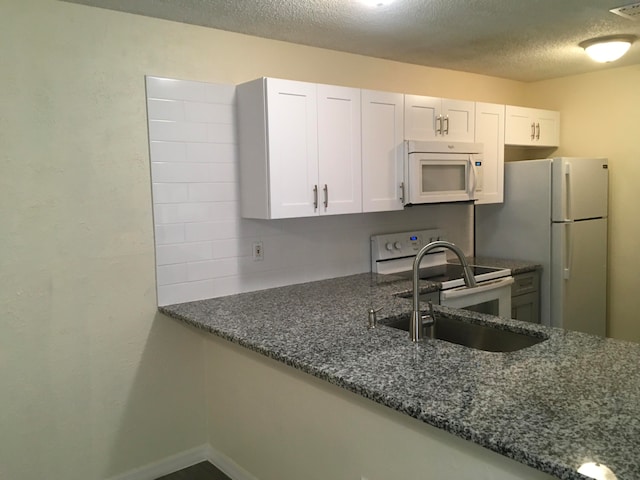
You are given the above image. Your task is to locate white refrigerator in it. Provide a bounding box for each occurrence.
[475,157,608,336]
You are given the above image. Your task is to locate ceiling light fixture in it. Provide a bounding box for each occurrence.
[579,35,636,63]
[359,0,394,7]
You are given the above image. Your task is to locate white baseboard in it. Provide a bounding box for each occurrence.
[106,443,259,480]
[207,444,260,480]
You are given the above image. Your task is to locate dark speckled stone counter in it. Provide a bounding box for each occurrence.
[465,256,542,275]
[160,272,640,480]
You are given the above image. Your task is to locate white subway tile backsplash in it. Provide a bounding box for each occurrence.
[157,279,214,306]
[213,238,248,259]
[154,203,221,224]
[209,163,237,183]
[147,99,185,121]
[146,76,208,102]
[187,143,236,163]
[149,120,208,143]
[188,183,236,202]
[208,202,239,221]
[204,83,236,104]
[185,102,234,124]
[152,183,189,203]
[207,123,237,144]
[187,258,239,281]
[150,141,187,163]
[156,242,213,265]
[151,162,213,183]
[157,263,189,285]
[155,224,186,245]
[185,221,232,242]
[147,76,473,306]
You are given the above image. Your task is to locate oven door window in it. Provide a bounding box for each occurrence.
[463,299,499,316]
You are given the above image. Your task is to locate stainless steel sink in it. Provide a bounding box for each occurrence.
[384,313,545,352]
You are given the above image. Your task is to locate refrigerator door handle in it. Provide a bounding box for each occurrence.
[564,162,572,221]
[564,223,573,280]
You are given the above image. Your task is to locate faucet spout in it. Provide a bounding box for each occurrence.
[411,241,476,342]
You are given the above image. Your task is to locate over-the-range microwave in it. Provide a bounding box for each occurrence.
[404,140,483,205]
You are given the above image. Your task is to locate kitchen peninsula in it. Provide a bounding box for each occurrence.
[160,272,640,480]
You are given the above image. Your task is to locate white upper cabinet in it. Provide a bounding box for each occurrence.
[474,102,505,205]
[317,84,362,216]
[237,78,361,219]
[361,89,405,213]
[237,77,318,219]
[505,106,560,147]
[404,94,475,143]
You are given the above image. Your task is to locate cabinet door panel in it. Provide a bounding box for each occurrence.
[362,89,404,212]
[442,99,475,142]
[536,110,560,147]
[474,102,504,204]
[404,94,440,141]
[505,105,534,145]
[266,79,318,218]
[317,84,362,215]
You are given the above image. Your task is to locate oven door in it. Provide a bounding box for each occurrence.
[407,152,478,204]
[440,276,514,317]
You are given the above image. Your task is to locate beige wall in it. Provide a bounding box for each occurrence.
[3,0,635,478]
[524,66,640,341]
[204,334,555,480]
[1,1,527,478]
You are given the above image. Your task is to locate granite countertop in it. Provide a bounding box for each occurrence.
[468,256,541,275]
[160,271,640,480]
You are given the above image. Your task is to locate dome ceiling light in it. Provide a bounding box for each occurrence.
[359,0,394,7]
[579,35,637,63]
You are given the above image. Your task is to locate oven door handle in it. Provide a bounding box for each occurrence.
[440,276,514,300]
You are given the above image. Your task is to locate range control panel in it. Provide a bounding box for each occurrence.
[370,229,446,272]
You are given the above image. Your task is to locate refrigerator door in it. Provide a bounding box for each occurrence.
[476,159,552,325]
[551,157,608,222]
[550,218,607,336]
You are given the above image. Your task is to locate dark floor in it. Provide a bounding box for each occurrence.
[155,461,232,480]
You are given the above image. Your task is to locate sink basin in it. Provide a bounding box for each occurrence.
[384,313,545,352]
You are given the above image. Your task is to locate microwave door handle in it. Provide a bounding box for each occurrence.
[469,159,477,196]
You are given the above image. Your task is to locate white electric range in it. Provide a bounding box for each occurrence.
[371,229,514,317]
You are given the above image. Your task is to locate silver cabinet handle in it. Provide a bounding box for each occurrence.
[535,122,540,140]
[313,185,318,209]
[399,182,405,204]
[530,122,536,140]
[444,115,449,135]
[436,115,442,135]
[323,184,328,208]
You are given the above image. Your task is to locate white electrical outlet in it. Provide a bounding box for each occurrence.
[252,241,264,261]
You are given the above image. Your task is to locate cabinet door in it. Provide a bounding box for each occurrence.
[505,105,535,145]
[404,94,440,141]
[362,89,404,212]
[511,292,540,323]
[317,84,362,215]
[505,105,560,147]
[474,102,504,204]
[536,109,560,147]
[266,78,319,218]
[441,99,475,142]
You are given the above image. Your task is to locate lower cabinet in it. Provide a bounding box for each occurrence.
[511,270,540,324]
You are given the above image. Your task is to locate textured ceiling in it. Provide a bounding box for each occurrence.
[63,0,640,82]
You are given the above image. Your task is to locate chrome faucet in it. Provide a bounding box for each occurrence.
[410,241,477,342]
